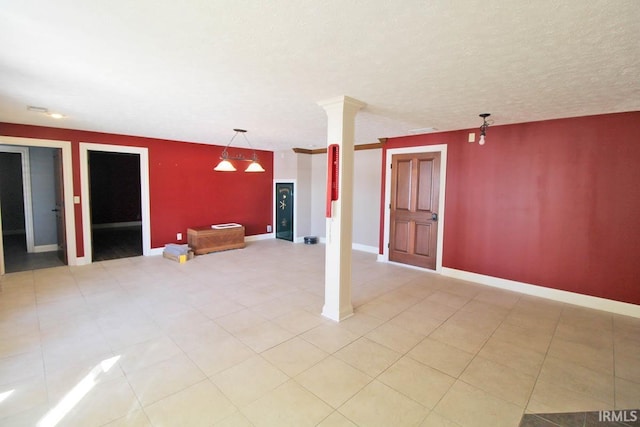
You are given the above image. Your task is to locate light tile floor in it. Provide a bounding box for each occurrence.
[0,239,639,426]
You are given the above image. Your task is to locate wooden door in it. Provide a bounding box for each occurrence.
[275,183,294,241]
[53,150,67,264]
[389,152,440,269]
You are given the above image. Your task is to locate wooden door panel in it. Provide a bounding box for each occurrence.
[417,159,434,212]
[392,220,410,253]
[395,159,412,211]
[389,152,440,270]
[414,223,433,256]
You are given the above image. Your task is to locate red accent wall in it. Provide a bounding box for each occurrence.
[383,112,640,305]
[0,123,274,257]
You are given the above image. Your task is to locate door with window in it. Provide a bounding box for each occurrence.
[389,152,440,269]
[275,183,294,241]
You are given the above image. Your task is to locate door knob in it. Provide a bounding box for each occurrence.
[431,213,438,221]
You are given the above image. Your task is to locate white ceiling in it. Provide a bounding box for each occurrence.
[1,0,638,151]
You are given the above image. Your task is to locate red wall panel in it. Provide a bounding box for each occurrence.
[383,112,640,305]
[0,123,273,257]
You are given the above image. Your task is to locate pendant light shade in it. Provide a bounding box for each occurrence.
[213,159,236,172]
[214,129,265,172]
[245,161,265,172]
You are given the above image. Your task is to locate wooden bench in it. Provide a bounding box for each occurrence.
[187,223,245,255]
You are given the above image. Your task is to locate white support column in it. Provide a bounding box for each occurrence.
[318,96,366,322]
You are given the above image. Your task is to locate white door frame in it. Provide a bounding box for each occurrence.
[79,143,151,263]
[0,136,77,274]
[0,145,35,253]
[382,144,448,272]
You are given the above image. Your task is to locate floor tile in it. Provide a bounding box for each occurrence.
[143,379,237,426]
[408,338,474,378]
[261,337,328,376]
[300,324,359,354]
[117,335,183,374]
[419,411,463,426]
[460,356,537,406]
[103,409,152,427]
[334,337,401,377]
[54,376,141,427]
[233,320,295,353]
[434,380,523,427]
[537,355,614,405]
[126,352,206,406]
[211,356,288,407]
[0,377,48,420]
[295,356,372,408]
[339,380,429,426]
[527,379,613,414]
[0,240,632,427]
[317,410,358,427]
[365,322,425,353]
[242,380,333,427]
[184,335,256,377]
[477,336,545,378]
[614,377,640,409]
[378,356,455,409]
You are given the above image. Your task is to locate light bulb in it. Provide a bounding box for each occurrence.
[478,134,485,146]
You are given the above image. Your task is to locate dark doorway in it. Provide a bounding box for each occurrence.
[89,151,142,261]
[275,183,294,241]
[0,150,64,273]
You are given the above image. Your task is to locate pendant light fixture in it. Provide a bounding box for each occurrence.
[478,113,491,146]
[214,129,265,172]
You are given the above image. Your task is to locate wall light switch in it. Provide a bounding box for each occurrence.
[73,196,80,204]
[468,132,475,143]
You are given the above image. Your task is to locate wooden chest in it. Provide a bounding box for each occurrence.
[187,224,245,255]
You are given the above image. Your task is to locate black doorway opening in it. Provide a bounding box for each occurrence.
[89,151,142,261]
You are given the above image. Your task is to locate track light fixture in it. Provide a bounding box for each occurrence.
[478,113,491,146]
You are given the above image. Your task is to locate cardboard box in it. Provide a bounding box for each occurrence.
[163,249,194,263]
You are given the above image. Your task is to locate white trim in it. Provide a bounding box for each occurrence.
[352,243,378,254]
[148,247,164,256]
[0,136,77,270]
[382,144,448,272]
[245,233,274,242]
[34,244,58,253]
[273,179,296,242]
[79,143,152,263]
[442,267,640,318]
[0,145,35,253]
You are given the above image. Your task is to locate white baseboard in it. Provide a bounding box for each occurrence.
[352,243,379,254]
[148,247,164,256]
[442,267,640,318]
[74,256,91,266]
[33,244,58,253]
[246,233,274,242]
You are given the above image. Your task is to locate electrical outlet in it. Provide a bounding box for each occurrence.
[177,233,182,240]
[267,225,272,233]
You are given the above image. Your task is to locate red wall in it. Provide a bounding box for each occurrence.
[383,112,640,305]
[0,123,274,257]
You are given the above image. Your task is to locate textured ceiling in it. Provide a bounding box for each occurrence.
[0,0,638,151]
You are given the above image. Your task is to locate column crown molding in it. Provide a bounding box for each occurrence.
[317,95,367,111]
